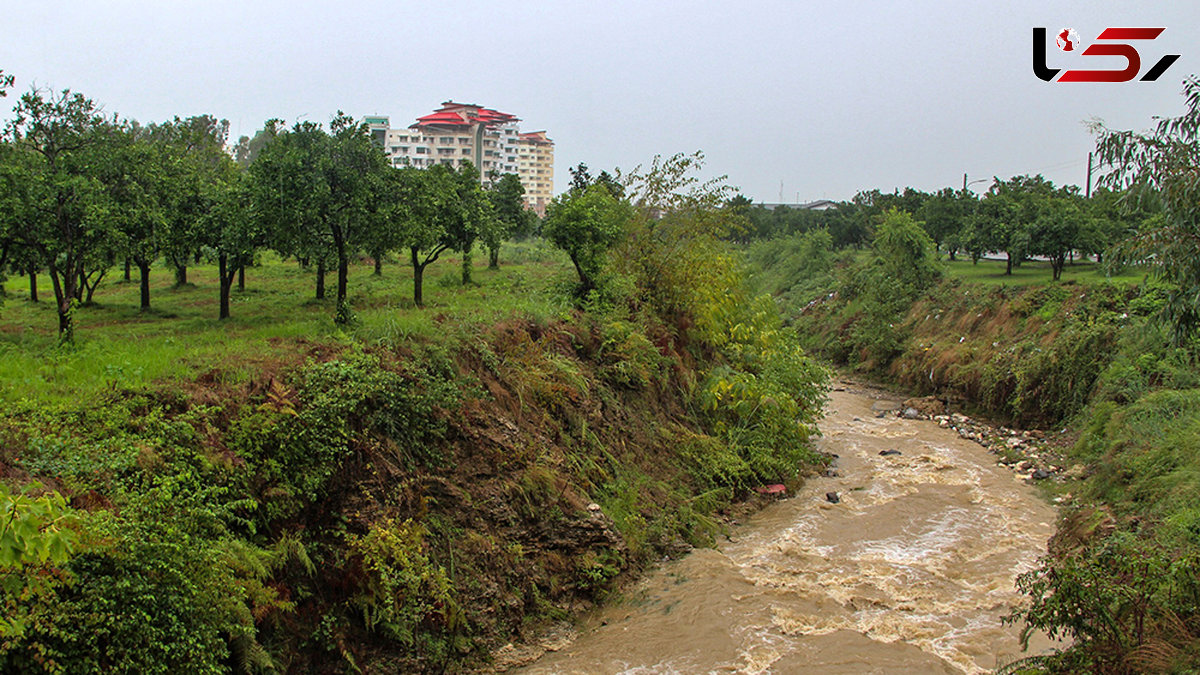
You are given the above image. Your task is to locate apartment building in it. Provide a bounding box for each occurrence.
[517,131,554,216]
[367,102,553,213]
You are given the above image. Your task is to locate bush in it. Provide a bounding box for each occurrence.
[1010,532,1200,674]
[347,518,462,660]
[230,349,459,521]
[0,477,285,674]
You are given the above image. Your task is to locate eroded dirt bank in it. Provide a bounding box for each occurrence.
[513,382,1058,674]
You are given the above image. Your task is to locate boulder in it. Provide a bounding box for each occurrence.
[902,396,947,416]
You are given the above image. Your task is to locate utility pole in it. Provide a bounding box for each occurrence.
[1086,152,1093,198]
[963,172,968,192]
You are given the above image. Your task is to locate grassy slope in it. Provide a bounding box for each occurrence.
[0,240,826,673]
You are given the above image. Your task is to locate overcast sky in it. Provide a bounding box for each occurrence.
[3,1,1197,203]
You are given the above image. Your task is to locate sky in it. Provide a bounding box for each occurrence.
[2,1,1198,203]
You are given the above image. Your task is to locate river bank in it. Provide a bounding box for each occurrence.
[505,380,1059,674]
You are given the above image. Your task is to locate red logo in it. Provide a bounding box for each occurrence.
[1033,27,1180,82]
[1056,28,1080,51]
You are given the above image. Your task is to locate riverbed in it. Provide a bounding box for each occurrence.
[515,383,1058,674]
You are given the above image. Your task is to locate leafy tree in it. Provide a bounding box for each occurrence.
[616,151,743,314]
[155,115,232,287]
[203,160,256,320]
[873,208,941,291]
[1095,75,1200,342]
[251,114,387,320]
[919,187,974,259]
[95,122,170,310]
[2,87,113,340]
[1029,188,1086,281]
[483,172,527,269]
[379,165,454,307]
[250,120,332,300]
[970,175,1055,274]
[445,162,492,285]
[325,112,389,317]
[232,127,274,168]
[543,182,631,294]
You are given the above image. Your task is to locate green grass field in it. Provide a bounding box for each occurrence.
[943,256,1146,287]
[0,241,573,406]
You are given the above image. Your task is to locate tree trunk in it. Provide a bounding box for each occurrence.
[569,252,593,294]
[335,252,349,324]
[174,263,187,287]
[412,247,425,307]
[219,253,232,320]
[50,263,75,343]
[237,264,245,291]
[123,257,131,282]
[138,260,152,311]
[58,299,73,341]
[461,248,472,285]
[84,269,104,305]
[28,267,37,302]
[315,260,326,300]
[373,253,383,276]
[1005,252,1013,275]
[488,245,499,270]
[332,227,349,323]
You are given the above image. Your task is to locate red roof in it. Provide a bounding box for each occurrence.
[414,102,519,128]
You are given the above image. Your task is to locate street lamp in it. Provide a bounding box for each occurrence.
[962,173,988,192]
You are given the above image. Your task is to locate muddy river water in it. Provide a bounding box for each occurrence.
[517,384,1058,674]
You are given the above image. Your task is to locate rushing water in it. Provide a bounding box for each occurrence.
[516,383,1058,674]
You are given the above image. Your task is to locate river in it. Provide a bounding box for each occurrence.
[514,382,1058,674]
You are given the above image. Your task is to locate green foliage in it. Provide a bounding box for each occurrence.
[347,518,462,657]
[1,86,113,339]
[1097,76,1200,343]
[543,183,632,294]
[0,485,78,643]
[483,172,529,267]
[692,254,828,485]
[1073,387,1200,545]
[596,319,664,389]
[1009,533,1200,674]
[872,208,942,291]
[231,349,458,520]
[573,549,623,599]
[0,477,288,674]
[745,229,839,313]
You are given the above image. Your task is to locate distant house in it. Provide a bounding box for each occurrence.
[756,199,839,211]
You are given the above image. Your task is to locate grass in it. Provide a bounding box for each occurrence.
[0,241,573,406]
[943,256,1146,287]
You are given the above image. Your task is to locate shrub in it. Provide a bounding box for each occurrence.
[347,518,462,660]
[230,349,458,520]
